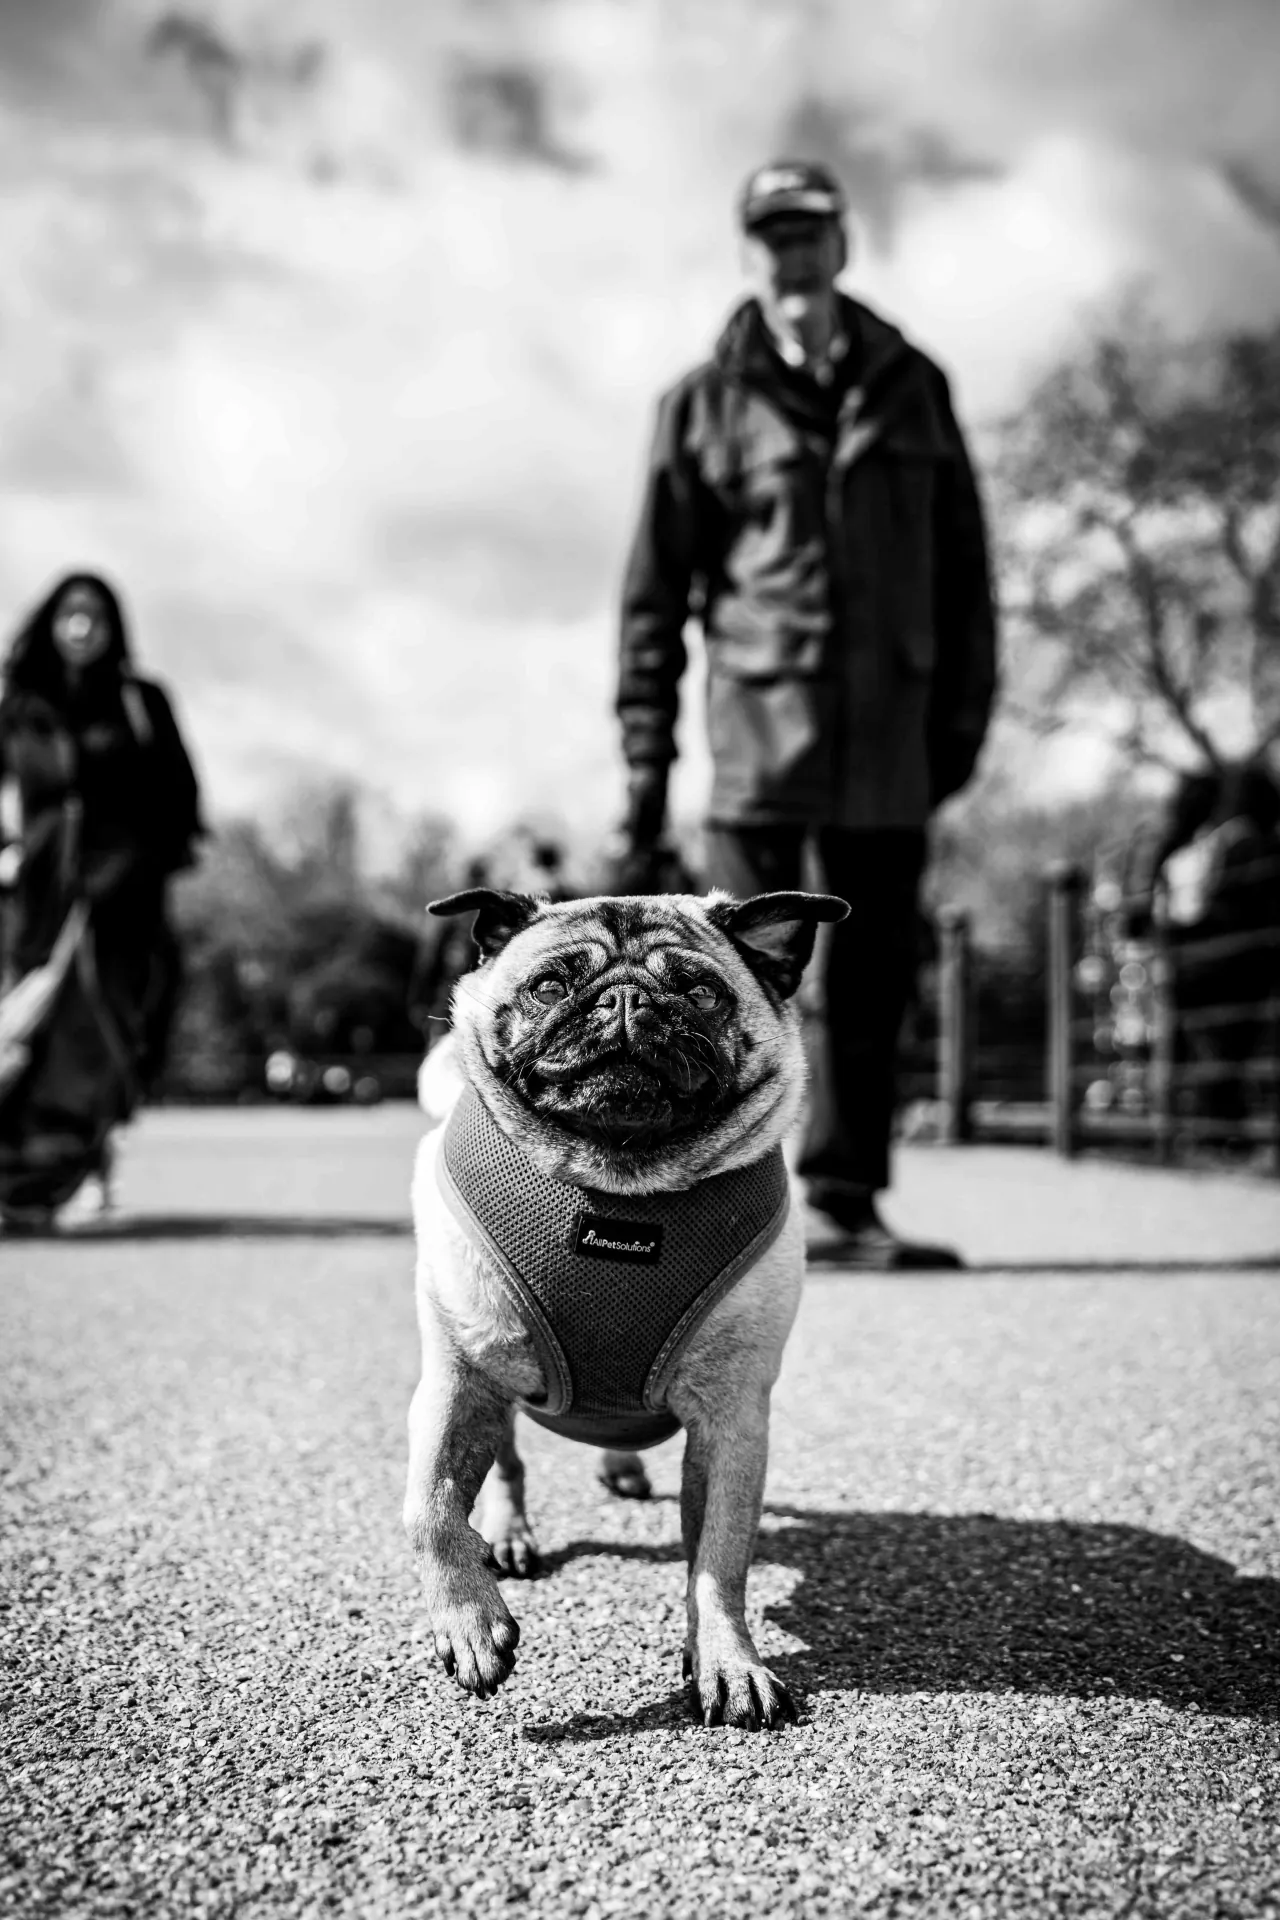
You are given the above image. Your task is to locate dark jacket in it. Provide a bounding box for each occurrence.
[0,572,204,892]
[1,575,204,978]
[617,296,998,828]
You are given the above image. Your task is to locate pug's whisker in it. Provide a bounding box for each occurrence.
[670,1047,700,1092]
[455,983,504,1018]
[500,1058,535,1096]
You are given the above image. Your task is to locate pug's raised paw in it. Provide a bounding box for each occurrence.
[432,1597,520,1698]
[686,1651,797,1732]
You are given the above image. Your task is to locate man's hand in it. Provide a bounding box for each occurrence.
[604,766,691,895]
[623,765,669,849]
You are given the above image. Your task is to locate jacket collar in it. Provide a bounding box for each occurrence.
[713,293,912,399]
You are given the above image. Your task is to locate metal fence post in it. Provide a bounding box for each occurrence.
[1048,862,1083,1158]
[937,906,972,1145]
[1148,899,1176,1166]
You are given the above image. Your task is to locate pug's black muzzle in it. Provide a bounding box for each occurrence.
[535,1036,708,1097]
[510,985,734,1144]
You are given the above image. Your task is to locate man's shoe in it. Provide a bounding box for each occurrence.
[0,1203,59,1236]
[805,1191,964,1271]
[57,1173,114,1230]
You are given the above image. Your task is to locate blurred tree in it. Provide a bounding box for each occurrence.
[995,304,1280,771]
[929,756,1161,958]
[167,820,291,1096]
[165,780,462,1095]
[271,780,362,902]
[378,811,459,922]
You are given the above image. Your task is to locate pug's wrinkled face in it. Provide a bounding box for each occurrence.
[489,905,743,1147]
[432,890,848,1177]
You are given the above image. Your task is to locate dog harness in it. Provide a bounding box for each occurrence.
[438,1087,790,1450]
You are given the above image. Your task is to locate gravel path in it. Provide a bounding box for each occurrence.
[2,1110,1277,1918]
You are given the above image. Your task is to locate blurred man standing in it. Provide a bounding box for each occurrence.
[616,161,997,1267]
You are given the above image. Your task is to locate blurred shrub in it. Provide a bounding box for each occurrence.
[165,782,464,1099]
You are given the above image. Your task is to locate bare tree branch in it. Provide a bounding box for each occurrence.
[1097,512,1223,764]
[994,299,1280,771]
[1220,503,1255,588]
[1219,503,1280,733]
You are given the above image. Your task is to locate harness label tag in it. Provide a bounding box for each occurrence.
[574,1214,664,1264]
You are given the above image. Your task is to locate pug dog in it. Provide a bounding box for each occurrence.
[404,886,848,1731]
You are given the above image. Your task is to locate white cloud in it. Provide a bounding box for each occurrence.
[0,0,1278,842]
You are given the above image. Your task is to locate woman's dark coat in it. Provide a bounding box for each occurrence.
[0,573,204,1208]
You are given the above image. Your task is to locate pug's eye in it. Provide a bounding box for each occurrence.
[531,976,568,1005]
[686,981,721,1012]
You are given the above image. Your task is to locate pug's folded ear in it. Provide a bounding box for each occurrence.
[705,891,850,999]
[427,888,542,960]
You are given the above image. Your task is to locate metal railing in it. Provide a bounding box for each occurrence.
[928,861,1279,1166]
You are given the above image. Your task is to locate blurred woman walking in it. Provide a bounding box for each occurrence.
[0,573,204,1229]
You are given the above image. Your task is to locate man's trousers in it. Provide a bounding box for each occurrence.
[703,825,927,1196]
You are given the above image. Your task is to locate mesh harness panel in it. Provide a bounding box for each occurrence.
[438,1087,789,1450]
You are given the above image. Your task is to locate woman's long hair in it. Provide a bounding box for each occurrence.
[1,572,134,715]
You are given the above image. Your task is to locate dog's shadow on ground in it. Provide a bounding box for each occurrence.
[523,1507,1279,1743]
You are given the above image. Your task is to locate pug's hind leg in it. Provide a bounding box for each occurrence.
[404,1339,521,1699]
[476,1409,541,1578]
[598,1449,652,1500]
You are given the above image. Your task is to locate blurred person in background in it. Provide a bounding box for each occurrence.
[0,573,204,1229]
[1144,759,1280,1150]
[616,161,998,1267]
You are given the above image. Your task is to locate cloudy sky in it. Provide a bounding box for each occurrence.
[2,0,1280,842]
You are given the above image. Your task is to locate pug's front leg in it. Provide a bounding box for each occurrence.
[678,1392,797,1732]
[403,1344,521,1699]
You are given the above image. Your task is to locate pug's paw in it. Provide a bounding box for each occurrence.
[597,1450,652,1500]
[431,1593,520,1699]
[684,1646,797,1732]
[481,1513,541,1579]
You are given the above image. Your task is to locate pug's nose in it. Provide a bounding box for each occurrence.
[594,983,650,1029]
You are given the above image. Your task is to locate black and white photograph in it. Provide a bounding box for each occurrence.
[1,2,1277,1914]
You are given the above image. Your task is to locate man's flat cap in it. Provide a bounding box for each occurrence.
[738,160,846,230]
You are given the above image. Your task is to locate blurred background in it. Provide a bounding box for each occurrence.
[2,0,1278,1138]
